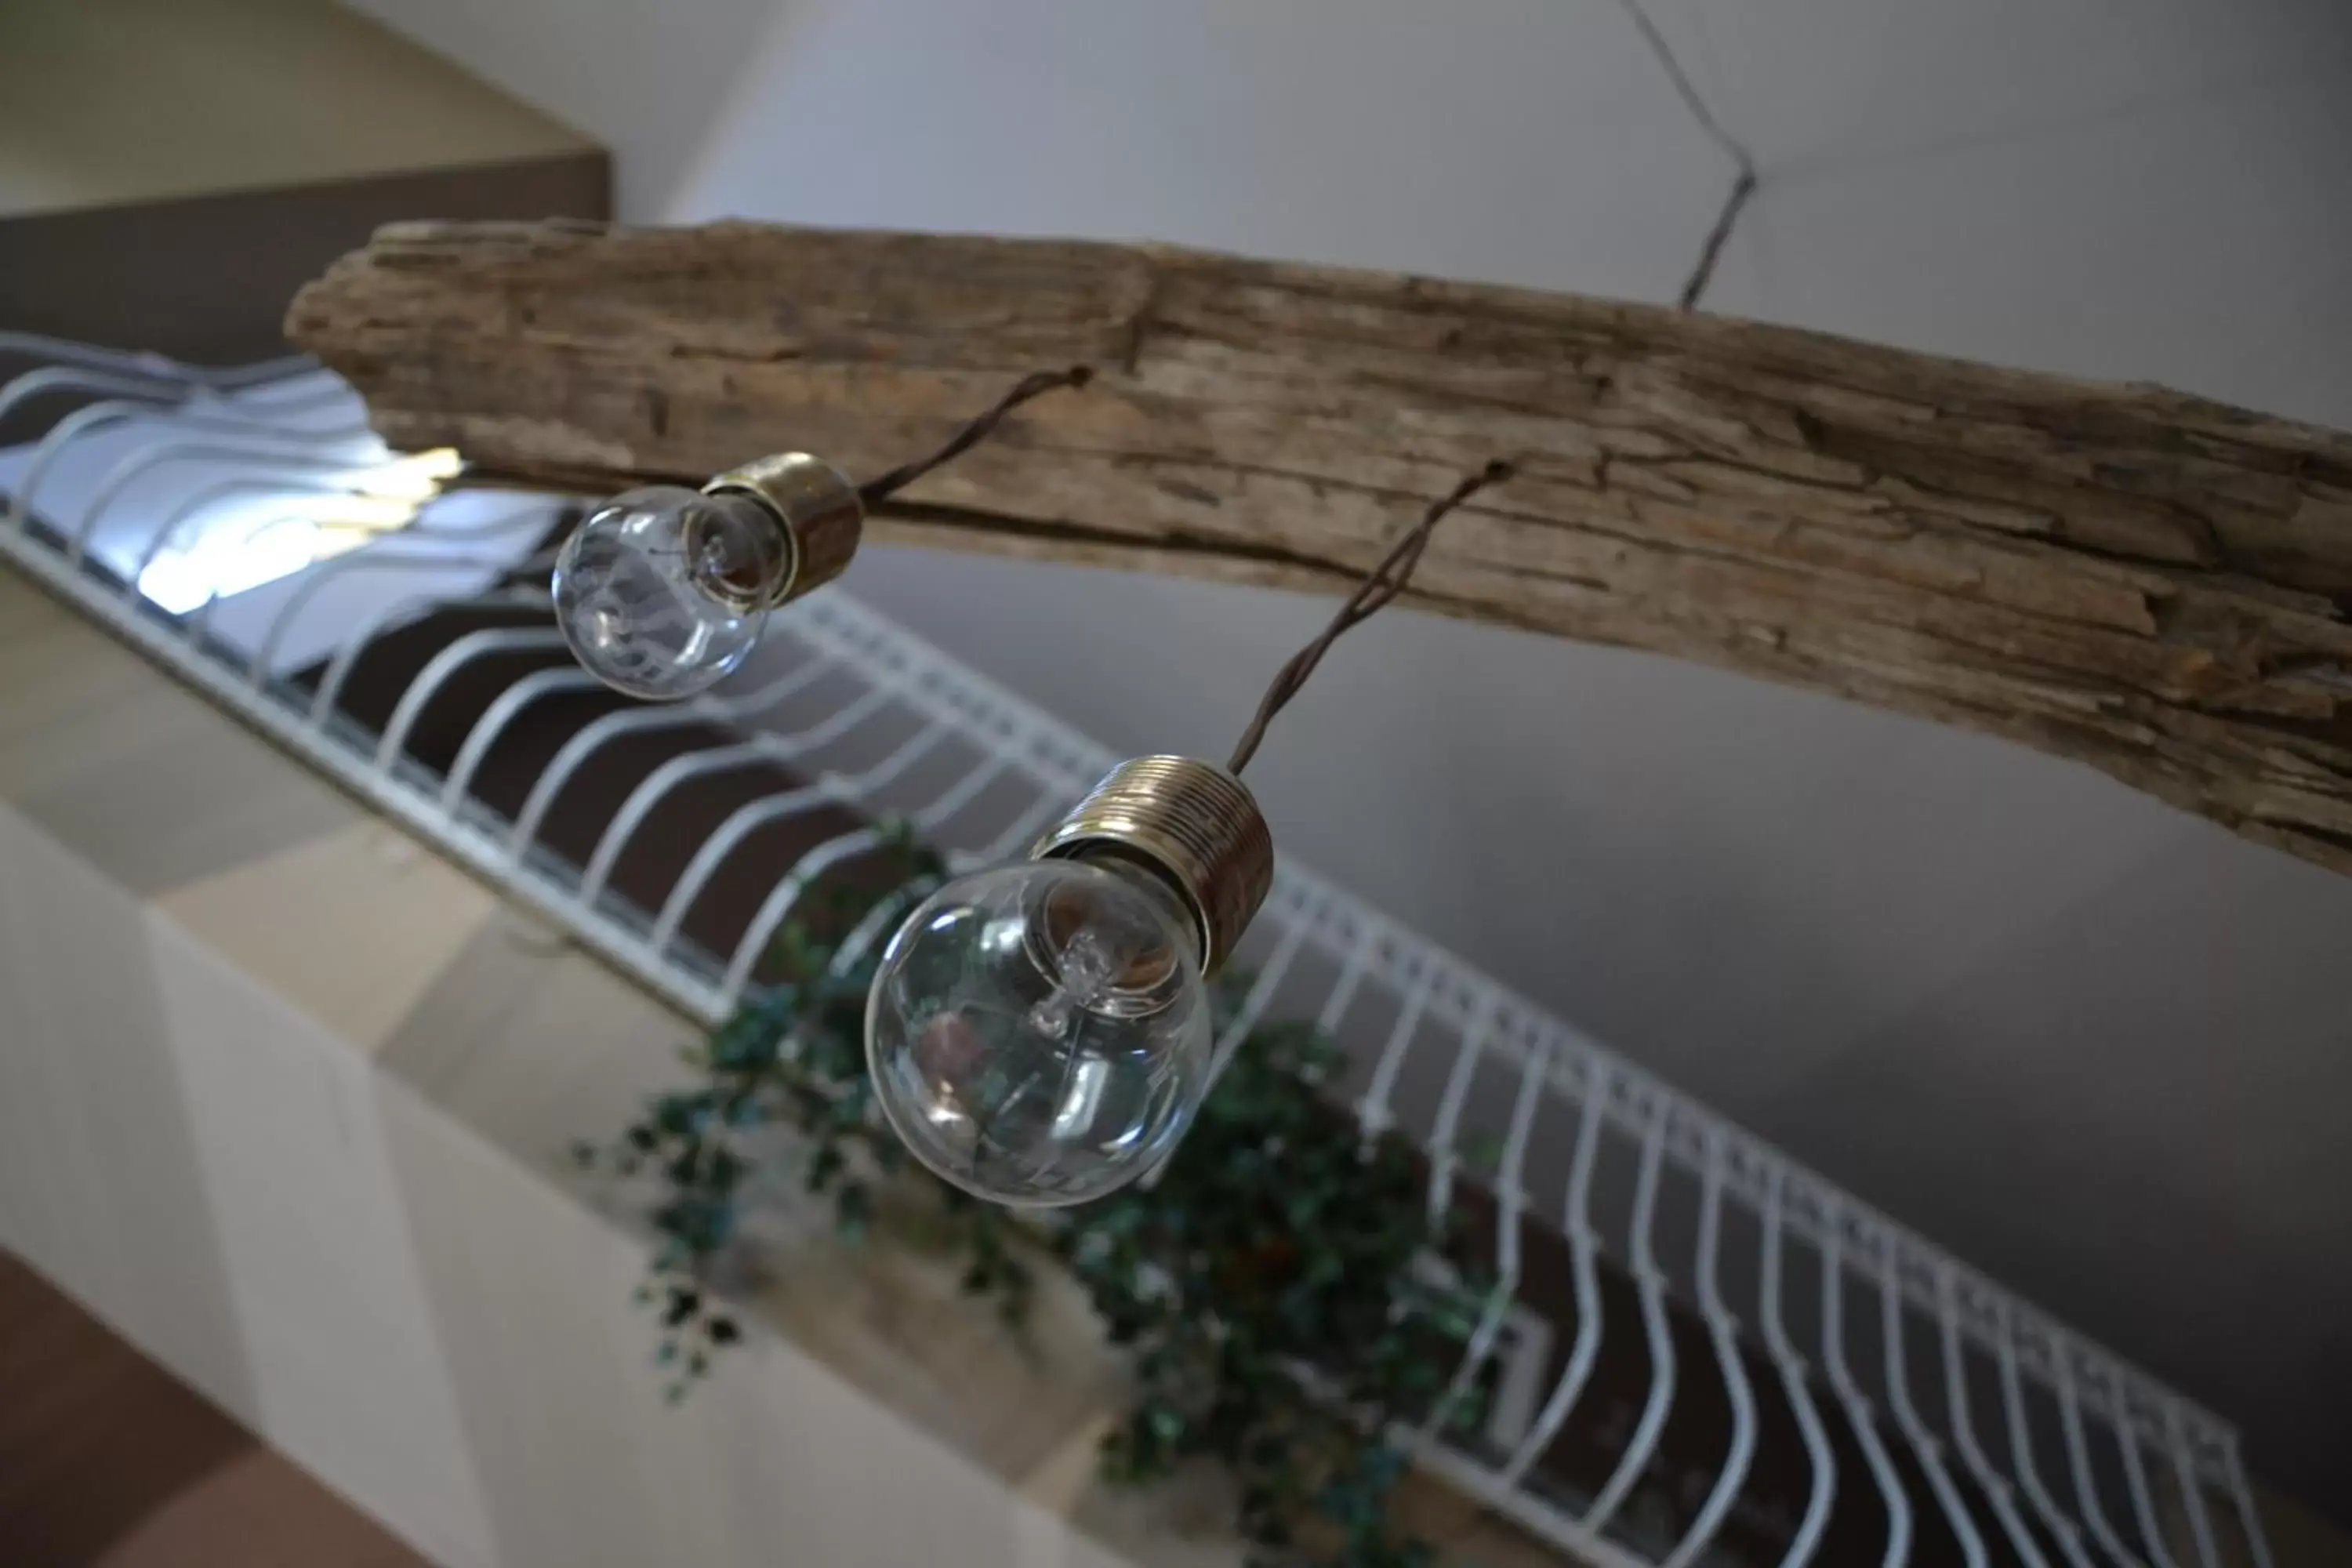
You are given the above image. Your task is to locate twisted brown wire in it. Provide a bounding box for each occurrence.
[1225,459,1513,775]
[856,366,1094,508]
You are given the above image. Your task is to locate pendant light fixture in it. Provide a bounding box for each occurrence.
[552,368,1091,699]
[864,460,1514,1207]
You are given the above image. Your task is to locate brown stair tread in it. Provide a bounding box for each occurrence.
[0,1248,434,1568]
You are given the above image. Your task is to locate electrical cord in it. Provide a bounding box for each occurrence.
[851,364,1509,780]
[1225,459,1513,775]
[856,366,1094,508]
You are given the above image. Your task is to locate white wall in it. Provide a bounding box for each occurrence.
[342,0,2352,1510]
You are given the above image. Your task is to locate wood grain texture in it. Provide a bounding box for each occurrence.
[289,220,2352,873]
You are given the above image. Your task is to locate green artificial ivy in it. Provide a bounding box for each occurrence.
[574,827,1494,1568]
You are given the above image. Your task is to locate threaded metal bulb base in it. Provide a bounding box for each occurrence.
[702,452,862,609]
[1031,755,1274,975]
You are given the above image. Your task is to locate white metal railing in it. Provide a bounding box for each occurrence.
[0,337,2274,1568]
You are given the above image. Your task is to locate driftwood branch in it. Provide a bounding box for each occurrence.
[289,220,2352,875]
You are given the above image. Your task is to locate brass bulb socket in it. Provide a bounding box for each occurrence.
[1032,755,1274,975]
[702,453,862,609]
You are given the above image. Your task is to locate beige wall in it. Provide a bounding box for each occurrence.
[0,0,586,220]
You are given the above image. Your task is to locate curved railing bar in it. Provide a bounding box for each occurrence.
[1659,1128,1759,1568]
[572,684,896,906]
[1822,1215,1914,1568]
[1940,1267,2052,1568]
[1203,893,1322,1086]
[1998,1304,2103,1568]
[307,583,550,724]
[2222,1442,2274,1568]
[123,475,374,597]
[438,665,613,808]
[2116,1402,2181,1568]
[1313,919,1379,1039]
[2164,1405,2223,1568]
[648,723,953,951]
[1580,1094,1678,1538]
[5,385,364,531]
[1759,1166,1837,1568]
[951,786,1074,873]
[500,658,840,860]
[1422,1025,1544,1439]
[826,877,941,981]
[373,626,569,770]
[907,752,1014,836]
[1494,1069,1609,1488]
[247,504,560,680]
[1421,990,1497,1227]
[0,372,184,474]
[1355,963,1438,1139]
[0,334,311,390]
[67,441,377,568]
[720,826,890,1007]
[2058,1345,2151,1568]
[1882,1248,1989,1568]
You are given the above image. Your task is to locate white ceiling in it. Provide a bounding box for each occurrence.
[341,0,2352,1512]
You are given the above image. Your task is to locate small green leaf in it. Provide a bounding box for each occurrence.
[1460,1131,1506,1174]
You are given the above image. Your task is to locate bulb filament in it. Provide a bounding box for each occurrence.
[1024,921,1127,1039]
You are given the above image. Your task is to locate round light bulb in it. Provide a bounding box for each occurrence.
[551,485,790,701]
[866,856,1214,1207]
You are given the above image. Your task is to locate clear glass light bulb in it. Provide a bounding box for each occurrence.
[551,485,789,701]
[866,856,1213,1207]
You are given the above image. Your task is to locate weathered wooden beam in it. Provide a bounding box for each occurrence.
[288,220,2352,874]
